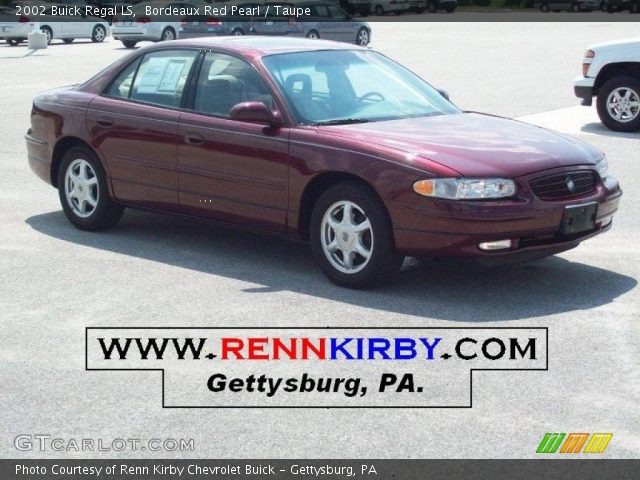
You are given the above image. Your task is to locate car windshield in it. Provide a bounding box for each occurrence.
[262,49,461,125]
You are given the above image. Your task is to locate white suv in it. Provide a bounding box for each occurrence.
[574,38,640,132]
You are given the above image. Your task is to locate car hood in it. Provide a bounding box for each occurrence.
[589,37,640,52]
[317,112,603,177]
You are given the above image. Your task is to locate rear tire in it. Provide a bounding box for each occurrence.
[40,26,53,45]
[570,2,580,11]
[6,38,22,46]
[62,38,74,44]
[445,4,456,12]
[306,29,320,39]
[540,3,550,11]
[57,146,124,231]
[356,27,370,46]
[596,75,640,132]
[122,40,137,48]
[374,4,384,15]
[310,183,403,289]
[160,27,175,41]
[427,1,437,12]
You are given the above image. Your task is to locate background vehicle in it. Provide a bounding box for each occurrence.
[411,0,456,13]
[250,1,370,46]
[0,5,110,45]
[574,37,640,131]
[179,0,256,38]
[370,0,409,15]
[536,0,599,10]
[601,0,636,11]
[112,0,207,48]
[338,0,371,16]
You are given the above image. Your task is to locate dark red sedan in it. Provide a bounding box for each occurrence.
[27,37,621,288]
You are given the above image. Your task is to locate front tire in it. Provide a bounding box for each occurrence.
[122,40,137,49]
[306,29,319,40]
[540,3,550,11]
[596,76,640,132]
[310,183,403,289]
[6,38,23,46]
[62,38,74,44]
[91,24,106,43]
[374,4,384,15]
[57,146,124,231]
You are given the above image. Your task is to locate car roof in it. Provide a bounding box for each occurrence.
[167,36,367,57]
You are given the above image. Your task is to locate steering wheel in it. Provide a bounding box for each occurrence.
[359,91,386,103]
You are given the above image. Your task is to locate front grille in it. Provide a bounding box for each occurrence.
[529,171,596,200]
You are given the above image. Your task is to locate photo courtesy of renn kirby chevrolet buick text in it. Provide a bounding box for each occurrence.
[26,36,622,288]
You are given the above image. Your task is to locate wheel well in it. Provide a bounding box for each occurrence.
[51,137,94,188]
[297,172,383,241]
[594,63,640,94]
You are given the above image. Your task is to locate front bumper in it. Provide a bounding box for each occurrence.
[574,75,595,106]
[391,168,622,259]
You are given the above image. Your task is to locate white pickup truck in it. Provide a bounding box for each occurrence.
[574,37,640,132]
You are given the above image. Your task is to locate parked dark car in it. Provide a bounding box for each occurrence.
[410,0,456,13]
[26,37,621,288]
[536,0,599,10]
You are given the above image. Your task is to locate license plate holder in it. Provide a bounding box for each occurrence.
[561,202,597,235]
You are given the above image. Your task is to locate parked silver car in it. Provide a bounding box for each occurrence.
[252,1,371,45]
[180,0,371,46]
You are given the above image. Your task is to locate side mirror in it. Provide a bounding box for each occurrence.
[230,101,283,126]
[437,89,450,101]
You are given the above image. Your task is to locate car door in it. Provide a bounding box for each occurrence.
[326,4,356,42]
[87,49,199,210]
[177,51,289,232]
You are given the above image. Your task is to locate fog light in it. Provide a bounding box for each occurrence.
[478,239,512,251]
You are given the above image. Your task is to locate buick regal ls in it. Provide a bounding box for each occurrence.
[26,37,622,288]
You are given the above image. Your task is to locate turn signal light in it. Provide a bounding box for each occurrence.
[582,50,595,76]
[413,180,435,196]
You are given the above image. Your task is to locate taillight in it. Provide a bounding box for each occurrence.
[206,18,221,26]
[288,17,297,25]
[136,17,151,24]
[19,15,29,23]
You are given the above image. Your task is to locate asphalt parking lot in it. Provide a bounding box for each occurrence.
[1,23,639,459]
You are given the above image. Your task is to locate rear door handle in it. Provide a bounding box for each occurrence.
[184,133,204,145]
[96,117,113,127]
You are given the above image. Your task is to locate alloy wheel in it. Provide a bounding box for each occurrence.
[606,87,640,123]
[357,29,369,46]
[320,201,374,274]
[162,28,175,41]
[93,26,106,42]
[64,159,99,218]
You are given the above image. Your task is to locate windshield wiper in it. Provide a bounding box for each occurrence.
[312,118,370,126]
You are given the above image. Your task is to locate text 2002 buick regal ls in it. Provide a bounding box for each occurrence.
[27,37,622,288]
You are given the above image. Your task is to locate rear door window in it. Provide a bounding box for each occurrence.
[129,50,199,108]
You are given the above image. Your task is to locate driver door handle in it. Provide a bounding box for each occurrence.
[184,133,204,145]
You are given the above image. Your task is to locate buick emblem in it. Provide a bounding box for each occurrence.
[566,176,576,193]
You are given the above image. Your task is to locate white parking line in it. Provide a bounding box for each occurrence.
[515,105,638,139]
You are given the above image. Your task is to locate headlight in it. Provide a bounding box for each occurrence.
[413,178,517,200]
[595,156,609,179]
